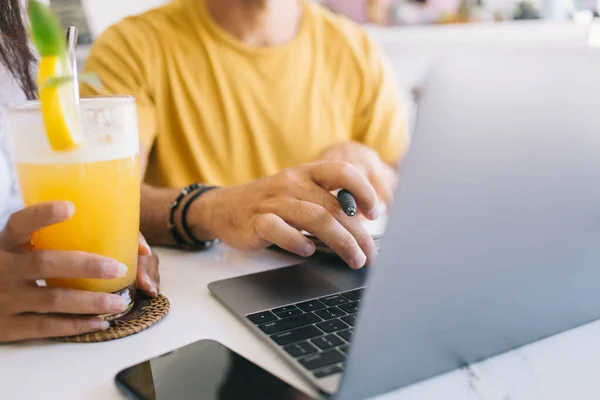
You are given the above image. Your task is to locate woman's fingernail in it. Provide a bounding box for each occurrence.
[65,201,76,217]
[117,263,128,277]
[103,262,128,278]
[144,274,158,296]
[108,295,128,312]
[303,242,316,257]
[90,319,110,331]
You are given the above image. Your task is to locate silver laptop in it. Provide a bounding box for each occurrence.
[209,47,600,400]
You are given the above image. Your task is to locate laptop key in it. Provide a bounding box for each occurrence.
[320,295,350,307]
[259,313,320,335]
[276,309,303,318]
[247,311,278,325]
[271,325,323,346]
[297,300,326,312]
[316,318,349,333]
[299,349,345,371]
[284,341,319,358]
[342,288,364,302]
[314,365,343,378]
[272,305,298,314]
[315,307,346,320]
[338,345,349,354]
[341,315,357,327]
[337,329,354,342]
[311,334,344,350]
[339,302,360,314]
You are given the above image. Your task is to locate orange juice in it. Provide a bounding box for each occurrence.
[17,156,140,292]
[5,96,140,313]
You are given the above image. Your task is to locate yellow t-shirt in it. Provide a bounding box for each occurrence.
[82,0,407,188]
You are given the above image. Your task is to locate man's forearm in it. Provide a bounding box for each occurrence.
[140,183,216,246]
[140,184,178,246]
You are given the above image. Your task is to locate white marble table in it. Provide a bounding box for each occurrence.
[2,245,600,400]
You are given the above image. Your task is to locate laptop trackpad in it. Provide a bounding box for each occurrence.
[208,256,368,316]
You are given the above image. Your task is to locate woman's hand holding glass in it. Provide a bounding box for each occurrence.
[0,201,159,343]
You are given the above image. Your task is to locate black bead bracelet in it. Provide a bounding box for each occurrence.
[180,186,219,250]
[168,183,202,249]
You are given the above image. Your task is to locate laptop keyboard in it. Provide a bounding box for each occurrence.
[246,288,364,379]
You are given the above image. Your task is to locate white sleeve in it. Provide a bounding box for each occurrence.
[0,144,22,231]
[0,67,25,230]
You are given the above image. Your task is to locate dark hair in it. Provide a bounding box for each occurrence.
[0,0,37,99]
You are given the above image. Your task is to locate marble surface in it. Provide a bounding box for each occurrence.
[2,245,600,400]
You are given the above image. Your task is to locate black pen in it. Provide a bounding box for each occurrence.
[337,189,357,217]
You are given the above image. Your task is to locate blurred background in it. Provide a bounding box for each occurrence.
[47,0,600,131]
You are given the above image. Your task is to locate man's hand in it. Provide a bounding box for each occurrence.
[190,162,380,269]
[0,202,159,343]
[316,141,397,206]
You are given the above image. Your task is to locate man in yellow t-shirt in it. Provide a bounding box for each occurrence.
[82,0,409,270]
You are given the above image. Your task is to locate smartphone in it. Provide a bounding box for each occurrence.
[115,339,313,400]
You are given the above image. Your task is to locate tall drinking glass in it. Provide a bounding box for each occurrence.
[5,96,141,320]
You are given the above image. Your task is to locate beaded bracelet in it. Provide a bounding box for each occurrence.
[168,183,202,249]
[181,186,218,250]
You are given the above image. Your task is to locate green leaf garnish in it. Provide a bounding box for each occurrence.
[40,72,103,92]
[40,76,73,90]
[28,0,66,57]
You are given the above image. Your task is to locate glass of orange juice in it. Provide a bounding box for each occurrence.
[5,96,141,320]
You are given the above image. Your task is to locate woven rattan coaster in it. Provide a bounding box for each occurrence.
[55,292,170,343]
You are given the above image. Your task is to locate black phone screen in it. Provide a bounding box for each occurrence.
[115,339,312,400]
